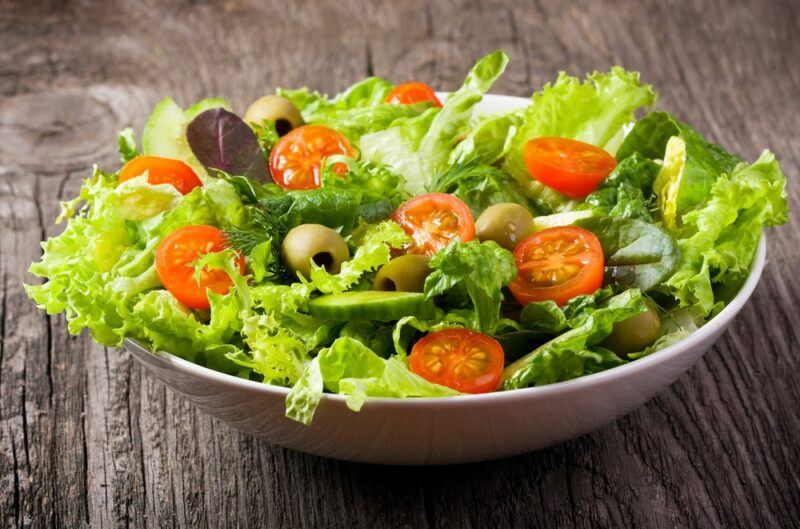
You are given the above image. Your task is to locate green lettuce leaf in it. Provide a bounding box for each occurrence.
[575,216,680,292]
[113,174,182,220]
[117,127,138,162]
[503,290,646,389]
[361,51,509,194]
[503,68,656,212]
[310,221,409,292]
[616,111,740,229]
[448,111,521,166]
[424,240,517,333]
[286,337,458,424]
[279,77,409,141]
[429,160,536,216]
[583,154,660,221]
[311,103,431,141]
[279,77,394,116]
[663,150,788,316]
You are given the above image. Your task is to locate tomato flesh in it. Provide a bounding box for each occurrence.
[119,155,202,195]
[391,193,475,256]
[155,225,245,310]
[269,124,356,190]
[508,226,604,306]
[386,82,442,107]
[410,328,504,394]
[524,137,617,198]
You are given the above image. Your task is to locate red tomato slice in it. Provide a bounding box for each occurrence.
[508,226,604,306]
[269,124,356,190]
[410,328,504,394]
[391,193,475,256]
[524,137,617,198]
[386,82,442,107]
[155,225,245,310]
[119,155,202,195]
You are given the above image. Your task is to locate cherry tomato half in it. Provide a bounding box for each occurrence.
[410,328,504,394]
[391,193,475,256]
[508,226,604,306]
[386,82,442,107]
[524,137,617,199]
[119,155,202,195]
[269,124,356,190]
[155,225,245,310]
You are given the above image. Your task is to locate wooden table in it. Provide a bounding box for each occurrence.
[2,0,798,527]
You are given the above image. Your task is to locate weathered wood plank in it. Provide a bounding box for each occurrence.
[1,0,798,528]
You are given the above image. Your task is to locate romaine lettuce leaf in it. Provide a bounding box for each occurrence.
[503,289,646,389]
[361,51,509,194]
[616,111,740,228]
[448,111,521,166]
[503,68,656,212]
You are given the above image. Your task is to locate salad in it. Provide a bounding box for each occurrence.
[25,51,788,424]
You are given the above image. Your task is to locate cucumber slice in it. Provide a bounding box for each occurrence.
[309,291,436,322]
[141,97,230,179]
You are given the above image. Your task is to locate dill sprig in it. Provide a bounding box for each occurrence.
[225,202,294,283]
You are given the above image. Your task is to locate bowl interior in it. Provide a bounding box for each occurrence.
[125,93,769,409]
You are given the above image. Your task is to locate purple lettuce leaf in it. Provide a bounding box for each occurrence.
[186,108,271,182]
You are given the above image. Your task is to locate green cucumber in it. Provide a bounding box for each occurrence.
[141,97,230,179]
[185,97,231,119]
[309,291,436,322]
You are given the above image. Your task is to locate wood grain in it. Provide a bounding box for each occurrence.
[1,0,798,527]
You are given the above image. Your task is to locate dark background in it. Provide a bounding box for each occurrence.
[1,0,798,527]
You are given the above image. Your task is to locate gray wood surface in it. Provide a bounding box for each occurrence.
[2,0,798,527]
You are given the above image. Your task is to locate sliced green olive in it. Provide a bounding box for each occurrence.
[475,203,535,251]
[281,224,350,279]
[601,303,662,357]
[243,95,304,136]
[373,255,431,293]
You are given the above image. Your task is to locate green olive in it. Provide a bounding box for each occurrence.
[601,303,662,357]
[243,95,304,136]
[475,203,536,251]
[281,224,350,279]
[373,255,431,293]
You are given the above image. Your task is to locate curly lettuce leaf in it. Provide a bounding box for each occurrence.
[310,221,409,293]
[503,68,656,212]
[663,150,788,316]
[424,240,517,333]
[321,157,409,210]
[311,103,431,141]
[279,77,394,116]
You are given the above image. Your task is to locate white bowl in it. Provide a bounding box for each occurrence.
[125,94,768,465]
